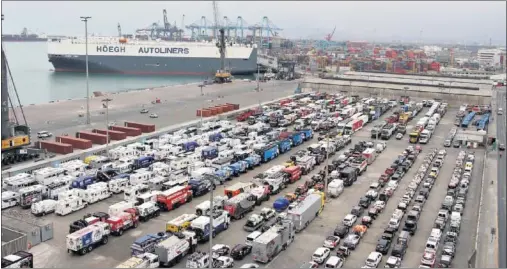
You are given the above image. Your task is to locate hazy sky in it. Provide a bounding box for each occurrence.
[2,1,506,44]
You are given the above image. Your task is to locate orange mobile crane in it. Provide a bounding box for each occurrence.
[1,14,41,165]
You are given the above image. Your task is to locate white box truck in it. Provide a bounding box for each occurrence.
[154,233,197,267]
[251,219,295,263]
[286,192,324,232]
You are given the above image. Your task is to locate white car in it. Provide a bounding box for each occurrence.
[312,247,331,264]
[213,256,234,268]
[240,264,259,268]
[259,207,276,220]
[365,252,383,268]
[323,235,341,249]
[374,201,386,211]
[342,214,357,227]
[149,113,158,118]
[37,131,52,138]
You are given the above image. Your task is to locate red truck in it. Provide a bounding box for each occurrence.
[156,185,193,211]
[106,209,139,236]
[236,110,255,122]
[283,166,302,184]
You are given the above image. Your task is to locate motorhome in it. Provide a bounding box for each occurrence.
[33,167,66,185]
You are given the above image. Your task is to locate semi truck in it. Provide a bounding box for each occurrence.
[251,219,296,263]
[255,143,279,163]
[380,123,397,140]
[66,222,110,255]
[223,192,257,220]
[286,192,325,232]
[154,233,197,267]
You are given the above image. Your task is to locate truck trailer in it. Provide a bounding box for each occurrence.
[251,219,295,263]
[286,192,325,232]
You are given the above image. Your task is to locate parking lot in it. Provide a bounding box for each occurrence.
[4,96,486,269]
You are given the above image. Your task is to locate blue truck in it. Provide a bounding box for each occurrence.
[209,133,223,142]
[71,176,95,189]
[131,156,155,170]
[179,141,199,152]
[201,146,219,160]
[300,129,314,141]
[228,161,248,176]
[244,155,262,169]
[215,167,234,182]
[277,138,292,154]
[255,143,280,163]
[290,132,304,146]
[130,232,171,256]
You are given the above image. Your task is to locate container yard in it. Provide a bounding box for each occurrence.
[1,88,499,269]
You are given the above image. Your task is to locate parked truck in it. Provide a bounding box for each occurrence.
[223,192,257,220]
[106,209,140,236]
[156,185,193,211]
[66,222,110,255]
[182,210,230,243]
[251,219,296,263]
[286,192,325,232]
[255,143,280,163]
[380,123,397,140]
[154,233,197,267]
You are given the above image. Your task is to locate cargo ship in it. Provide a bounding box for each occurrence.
[2,34,47,42]
[47,37,258,75]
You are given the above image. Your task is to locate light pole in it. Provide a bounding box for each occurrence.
[102,98,112,156]
[203,173,220,269]
[81,16,92,125]
[199,84,205,127]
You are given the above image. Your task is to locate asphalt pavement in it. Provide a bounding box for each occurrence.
[496,87,506,268]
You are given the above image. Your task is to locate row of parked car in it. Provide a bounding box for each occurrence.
[297,145,422,268]
[419,150,473,268]
[374,148,443,268]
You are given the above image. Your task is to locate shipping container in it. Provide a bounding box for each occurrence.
[196,109,204,117]
[93,129,127,141]
[2,215,42,249]
[202,109,212,117]
[1,227,28,258]
[77,131,109,145]
[226,103,240,110]
[38,141,73,154]
[210,108,219,116]
[110,126,142,137]
[213,106,224,114]
[56,136,92,149]
[124,122,156,133]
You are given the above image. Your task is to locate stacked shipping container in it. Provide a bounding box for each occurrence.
[55,136,92,149]
[196,103,239,118]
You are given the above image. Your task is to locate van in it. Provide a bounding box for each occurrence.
[245,231,262,246]
[430,228,442,241]
[397,231,411,245]
[450,212,461,222]
[324,256,343,268]
[425,237,439,251]
[327,180,344,198]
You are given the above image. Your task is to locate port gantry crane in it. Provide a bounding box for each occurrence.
[1,14,41,166]
[212,1,232,84]
[135,9,183,40]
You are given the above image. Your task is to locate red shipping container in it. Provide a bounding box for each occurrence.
[77,131,109,145]
[93,129,127,141]
[38,141,73,154]
[124,122,156,133]
[214,106,224,114]
[226,103,240,110]
[56,136,92,149]
[202,109,212,117]
[110,126,142,137]
[209,108,219,116]
[197,109,204,117]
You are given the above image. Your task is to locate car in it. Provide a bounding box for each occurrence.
[420,250,436,267]
[365,252,383,268]
[230,244,252,260]
[300,261,319,268]
[498,108,503,115]
[140,108,149,113]
[453,140,461,148]
[343,214,357,227]
[414,195,426,205]
[259,208,276,220]
[500,143,505,151]
[374,200,386,211]
[385,256,402,268]
[351,206,364,217]
[391,169,405,181]
[37,131,52,138]
[241,264,260,268]
[391,243,407,259]
[395,133,403,140]
[375,238,392,255]
[343,233,361,250]
[334,224,350,238]
[149,113,158,118]
[323,235,341,249]
[212,244,231,258]
[312,247,331,264]
[213,256,234,268]
[358,196,372,208]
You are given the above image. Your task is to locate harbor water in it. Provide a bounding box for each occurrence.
[3,42,252,105]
